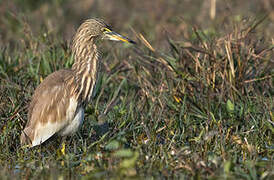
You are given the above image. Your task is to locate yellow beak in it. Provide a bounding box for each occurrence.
[104,30,136,44]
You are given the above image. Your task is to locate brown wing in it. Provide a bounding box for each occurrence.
[21,69,75,147]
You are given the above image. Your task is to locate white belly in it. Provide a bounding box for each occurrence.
[59,107,84,136]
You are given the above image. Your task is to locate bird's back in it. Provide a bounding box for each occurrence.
[21,69,78,147]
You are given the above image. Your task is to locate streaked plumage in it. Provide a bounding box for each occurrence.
[20,18,135,147]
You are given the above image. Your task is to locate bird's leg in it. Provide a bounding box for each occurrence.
[59,136,67,155]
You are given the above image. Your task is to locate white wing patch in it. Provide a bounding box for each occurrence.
[32,121,65,147]
[31,97,82,147]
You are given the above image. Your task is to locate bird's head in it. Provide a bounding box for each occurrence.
[77,18,136,44]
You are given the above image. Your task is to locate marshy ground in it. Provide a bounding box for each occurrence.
[0,0,273,179]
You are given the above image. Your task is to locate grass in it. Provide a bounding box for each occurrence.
[0,0,273,179]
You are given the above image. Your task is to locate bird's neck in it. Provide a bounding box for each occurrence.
[71,35,99,69]
[71,43,99,73]
[69,37,101,104]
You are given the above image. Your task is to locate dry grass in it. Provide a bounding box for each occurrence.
[0,0,273,179]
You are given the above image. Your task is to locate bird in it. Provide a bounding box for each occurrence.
[20,18,135,147]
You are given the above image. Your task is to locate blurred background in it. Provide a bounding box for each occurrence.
[1,0,273,49]
[0,0,273,178]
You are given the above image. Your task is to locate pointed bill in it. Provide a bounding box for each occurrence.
[104,29,136,44]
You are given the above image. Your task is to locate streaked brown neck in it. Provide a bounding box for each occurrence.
[68,31,100,105]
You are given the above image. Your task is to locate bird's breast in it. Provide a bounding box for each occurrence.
[59,98,84,136]
[79,57,101,105]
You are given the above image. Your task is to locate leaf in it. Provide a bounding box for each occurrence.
[120,152,139,168]
[226,99,234,113]
[105,140,120,151]
[224,161,231,174]
[114,149,133,158]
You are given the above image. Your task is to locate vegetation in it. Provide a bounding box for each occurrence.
[0,0,273,179]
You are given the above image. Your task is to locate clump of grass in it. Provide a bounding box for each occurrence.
[125,16,273,178]
[0,9,273,180]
